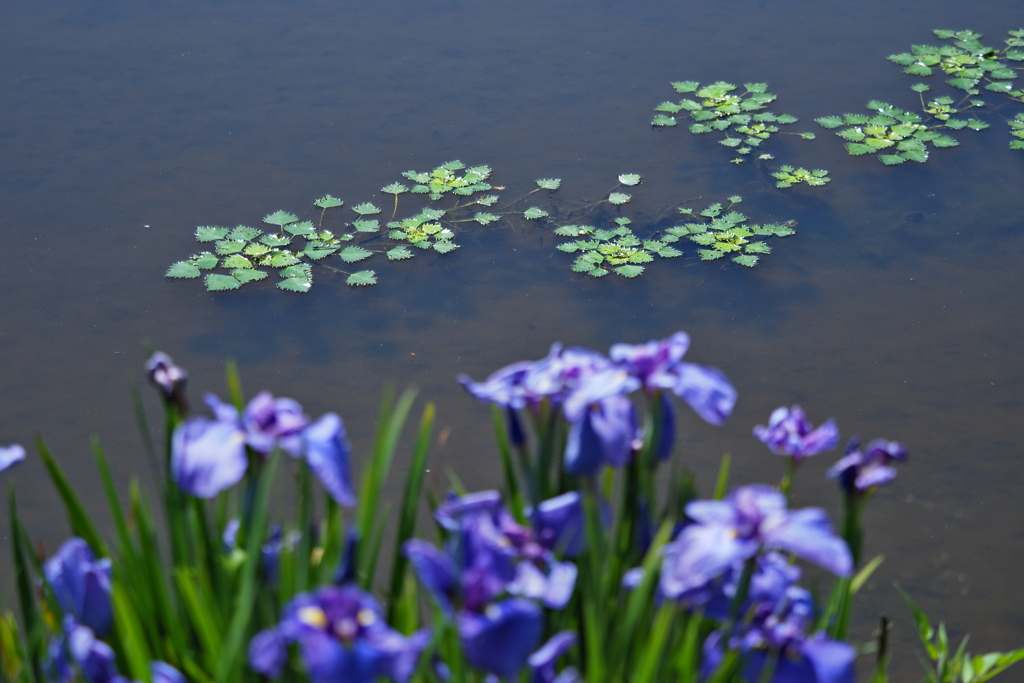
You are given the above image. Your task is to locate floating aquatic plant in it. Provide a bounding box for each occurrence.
[1010,113,1024,149]
[555,217,681,278]
[666,197,795,267]
[887,29,1023,95]
[652,81,814,163]
[771,166,831,189]
[816,92,986,165]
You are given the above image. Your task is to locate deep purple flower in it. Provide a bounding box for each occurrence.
[248,585,428,683]
[564,394,639,475]
[660,485,851,600]
[609,331,691,392]
[171,412,247,498]
[754,406,839,462]
[460,598,544,678]
[828,439,907,494]
[0,443,25,473]
[243,390,310,456]
[145,351,189,412]
[302,412,356,506]
[531,491,585,557]
[44,539,113,636]
[47,617,126,683]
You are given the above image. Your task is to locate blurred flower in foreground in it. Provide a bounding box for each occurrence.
[145,351,189,413]
[0,443,25,473]
[828,439,908,495]
[44,538,113,636]
[248,585,428,683]
[754,405,839,462]
[660,485,851,600]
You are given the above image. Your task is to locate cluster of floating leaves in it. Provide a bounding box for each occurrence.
[815,94,986,165]
[670,198,795,267]
[167,161,508,292]
[651,81,815,164]
[771,166,830,189]
[554,218,681,278]
[885,29,1024,150]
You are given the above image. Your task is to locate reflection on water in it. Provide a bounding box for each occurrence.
[2,0,1023,678]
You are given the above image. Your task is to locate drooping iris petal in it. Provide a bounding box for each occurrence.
[457,360,535,410]
[44,539,113,636]
[564,410,605,476]
[403,539,459,612]
[529,631,577,683]
[609,331,691,391]
[248,627,289,678]
[800,634,856,683]
[673,363,736,425]
[660,522,759,599]
[828,439,907,495]
[459,598,544,678]
[171,417,247,498]
[564,395,637,475]
[656,393,676,461]
[302,413,355,506]
[0,443,25,473]
[531,491,584,557]
[151,661,188,683]
[762,509,852,578]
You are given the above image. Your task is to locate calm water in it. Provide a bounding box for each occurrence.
[2,0,1023,678]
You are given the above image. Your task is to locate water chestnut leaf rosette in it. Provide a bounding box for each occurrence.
[2,341,1022,682]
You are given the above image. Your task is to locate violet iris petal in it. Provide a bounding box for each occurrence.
[171,416,247,498]
[531,491,585,557]
[145,351,188,410]
[302,413,356,507]
[459,598,544,678]
[799,634,856,683]
[754,406,839,462]
[44,539,113,636]
[609,331,691,391]
[0,443,25,473]
[828,439,907,494]
[457,361,535,410]
[761,508,852,578]
[673,363,736,425]
[248,627,289,678]
[151,662,188,683]
[243,391,309,456]
[661,521,760,599]
[403,539,459,613]
[529,631,577,683]
[564,394,638,475]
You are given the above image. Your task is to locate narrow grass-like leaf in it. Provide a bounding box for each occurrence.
[205,274,240,291]
[346,270,377,286]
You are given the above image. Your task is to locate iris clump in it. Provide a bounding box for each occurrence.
[2,340,1022,683]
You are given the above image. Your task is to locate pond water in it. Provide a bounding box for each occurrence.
[2,0,1023,679]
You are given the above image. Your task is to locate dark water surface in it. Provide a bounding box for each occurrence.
[2,0,1023,678]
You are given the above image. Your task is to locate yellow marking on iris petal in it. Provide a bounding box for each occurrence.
[297,606,328,629]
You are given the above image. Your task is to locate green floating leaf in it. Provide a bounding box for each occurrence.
[224,226,256,242]
[381,182,408,195]
[387,246,413,261]
[535,178,562,190]
[215,240,245,255]
[263,210,298,227]
[523,207,549,220]
[302,242,337,260]
[816,116,844,129]
[617,173,642,186]
[799,132,816,140]
[880,154,907,166]
[732,254,759,267]
[278,277,312,292]
[279,264,312,280]
[314,194,343,209]
[698,249,724,261]
[269,251,300,268]
[910,83,931,93]
[352,202,381,216]
[222,254,252,269]
[440,160,465,171]
[283,221,315,237]
[195,226,229,242]
[614,264,644,278]
[339,246,373,263]
[671,81,700,93]
[193,252,218,269]
[588,268,608,278]
[232,269,267,284]
[474,212,500,225]
[261,234,292,248]
[607,192,631,205]
[205,274,240,291]
[476,195,500,206]
[652,115,678,126]
[352,220,379,233]
[166,262,200,279]
[931,135,959,148]
[346,270,377,287]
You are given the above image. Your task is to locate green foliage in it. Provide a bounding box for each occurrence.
[195,226,228,242]
[536,178,562,190]
[339,246,374,263]
[618,173,642,186]
[652,80,813,163]
[771,166,831,189]
[817,95,984,164]
[607,192,631,205]
[263,210,298,227]
[165,261,200,279]
[1010,113,1024,149]
[314,194,343,209]
[346,270,377,286]
[664,198,793,268]
[887,29,1024,97]
[523,207,549,219]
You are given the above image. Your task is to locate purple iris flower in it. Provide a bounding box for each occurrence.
[151,662,188,683]
[828,439,907,494]
[609,331,691,392]
[44,539,113,636]
[672,363,736,425]
[564,394,639,475]
[248,585,428,683]
[754,406,839,462]
[243,390,310,456]
[459,598,544,678]
[171,411,247,498]
[145,351,189,412]
[0,443,25,473]
[529,632,580,683]
[531,491,585,557]
[660,485,851,600]
[302,412,356,507]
